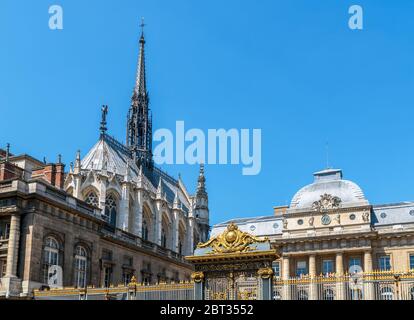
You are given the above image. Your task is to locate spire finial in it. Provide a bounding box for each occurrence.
[100,105,108,135]
[140,17,146,38]
[74,150,81,173]
[173,189,181,209]
[196,163,207,196]
[156,177,163,199]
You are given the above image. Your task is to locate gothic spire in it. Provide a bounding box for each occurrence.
[126,18,153,168]
[196,164,207,197]
[135,18,147,97]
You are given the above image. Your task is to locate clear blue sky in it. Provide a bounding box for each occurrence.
[1,1,413,226]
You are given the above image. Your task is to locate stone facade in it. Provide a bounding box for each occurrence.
[0,151,207,298]
[212,168,414,282]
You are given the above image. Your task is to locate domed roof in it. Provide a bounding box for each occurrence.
[290,169,368,210]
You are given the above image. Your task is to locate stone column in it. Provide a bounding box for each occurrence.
[6,214,20,277]
[98,176,107,211]
[172,210,179,253]
[119,182,130,230]
[309,254,318,300]
[4,214,22,297]
[364,251,373,272]
[282,256,291,300]
[363,250,374,300]
[336,252,346,300]
[188,218,195,255]
[134,190,143,237]
[154,201,162,246]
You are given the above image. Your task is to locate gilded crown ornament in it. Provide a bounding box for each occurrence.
[196,223,268,254]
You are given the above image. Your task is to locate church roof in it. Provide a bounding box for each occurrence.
[81,134,191,212]
[289,168,368,210]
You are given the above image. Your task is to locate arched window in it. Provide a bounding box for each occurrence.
[42,236,60,284]
[74,246,88,288]
[297,289,308,300]
[142,221,149,241]
[380,287,394,300]
[323,289,335,300]
[161,228,167,248]
[85,191,99,207]
[105,194,117,226]
[178,240,183,255]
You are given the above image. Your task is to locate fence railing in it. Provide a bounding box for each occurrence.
[32,271,414,300]
[273,270,414,300]
[33,281,195,300]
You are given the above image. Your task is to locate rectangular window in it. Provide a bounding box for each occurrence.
[348,257,361,271]
[122,271,133,286]
[296,260,307,277]
[103,266,112,288]
[378,255,391,271]
[5,223,10,239]
[322,260,334,275]
[0,259,6,277]
[272,261,281,278]
[410,254,414,271]
[0,222,10,240]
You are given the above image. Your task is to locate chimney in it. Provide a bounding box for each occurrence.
[31,156,66,189]
[55,155,65,189]
[0,162,23,181]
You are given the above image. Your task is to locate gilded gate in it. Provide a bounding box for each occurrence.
[186,223,278,300]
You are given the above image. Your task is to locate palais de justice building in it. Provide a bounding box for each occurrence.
[0,29,209,298]
[212,168,414,280]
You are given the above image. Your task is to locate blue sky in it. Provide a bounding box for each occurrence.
[1,1,414,226]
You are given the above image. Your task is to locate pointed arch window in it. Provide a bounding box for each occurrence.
[161,228,167,248]
[142,220,149,241]
[85,191,99,207]
[74,246,88,288]
[178,240,183,255]
[105,194,117,226]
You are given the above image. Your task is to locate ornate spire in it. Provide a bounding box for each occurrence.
[196,164,207,197]
[156,177,163,199]
[173,189,181,209]
[74,150,81,174]
[124,159,131,182]
[135,17,147,97]
[126,18,153,168]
